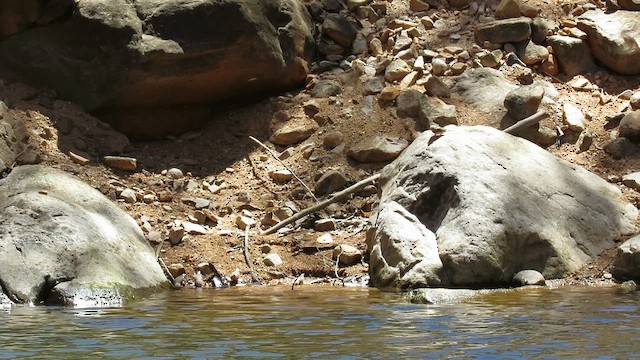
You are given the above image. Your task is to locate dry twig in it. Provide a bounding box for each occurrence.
[261,173,380,235]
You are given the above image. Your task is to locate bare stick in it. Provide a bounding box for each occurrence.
[261,173,380,235]
[249,136,319,203]
[243,225,261,284]
[503,111,548,135]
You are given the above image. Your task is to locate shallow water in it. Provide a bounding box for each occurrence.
[1,286,640,359]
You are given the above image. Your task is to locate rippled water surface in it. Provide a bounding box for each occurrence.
[2,286,640,359]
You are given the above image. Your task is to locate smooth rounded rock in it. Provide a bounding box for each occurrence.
[512,270,546,286]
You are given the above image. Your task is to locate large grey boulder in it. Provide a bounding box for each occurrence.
[0,0,314,139]
[369,126,637,290]
[577,10,640,75]
[0,165,168,306]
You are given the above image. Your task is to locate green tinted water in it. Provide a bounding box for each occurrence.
[1,286,640,359]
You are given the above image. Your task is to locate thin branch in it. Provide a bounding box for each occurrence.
[261,173,380,235]
[249,136,319,203]
[243,224,261,284]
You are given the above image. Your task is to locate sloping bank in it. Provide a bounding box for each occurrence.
[368,126,638,293]
[0,165,169,307]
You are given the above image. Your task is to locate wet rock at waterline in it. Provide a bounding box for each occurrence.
[512,270,546,286]
[0,165,168,306]
[613,235,640,281]
[369,126,638,290]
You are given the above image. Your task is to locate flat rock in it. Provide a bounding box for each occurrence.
[264,253,283,267]
[269,169,294,183]
[315,218,337,231]
[270,123,317,145]
[619,111,640,142]
[563,102,586,132]
[578,10,640,75]
[475,17,532,44]
[0,165,168,305]
[369,126,637,289]
[547,35,597,77]
[347,136,409,163]
[315,170,348,196]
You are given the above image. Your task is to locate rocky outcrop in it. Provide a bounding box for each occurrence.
[0,165,168,306]
[0,0,314,138]
[577,10,640,75]
[369,126,637,290]
[0,101,28,173]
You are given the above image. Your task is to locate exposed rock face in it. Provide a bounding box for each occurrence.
[0,0,314,139]
[0,101,28,173]
[0,165,168,306]
[369,126,637,290]
[577,10,640,75]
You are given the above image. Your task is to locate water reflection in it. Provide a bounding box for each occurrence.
[0,286,640,358]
